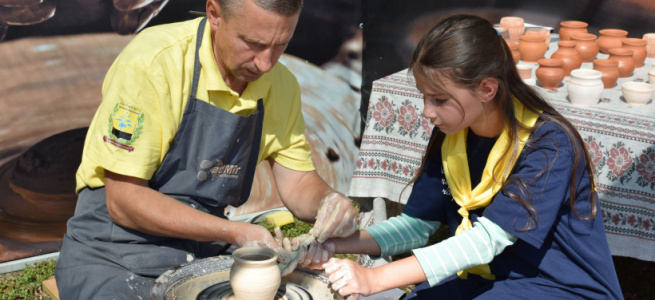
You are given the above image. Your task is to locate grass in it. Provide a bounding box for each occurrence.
[0,260,56,300]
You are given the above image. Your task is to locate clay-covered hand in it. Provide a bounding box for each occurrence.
[234,223,281,250]
[309,192,358,243]
[299,239,335,269]
[277,233,315,276]
[324,258,371,299]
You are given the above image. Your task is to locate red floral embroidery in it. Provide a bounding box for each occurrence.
[373,100,394,127]
[398,104,419,132]
[356,159,363,169]
[391,162,398,172]
[644,219,652,231]
[612,213,622,225]
[586,140,603,165]
[380,160,388,171]
[607,146,633,177]
[368,158,376,168]
[402,165,411,176]
[628,215,637,226]
[636,150,655,183]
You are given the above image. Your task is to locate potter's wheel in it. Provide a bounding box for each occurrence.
[152,256,343,300]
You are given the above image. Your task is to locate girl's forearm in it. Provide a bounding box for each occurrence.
[329,230,382,256]
[369,256,427,294]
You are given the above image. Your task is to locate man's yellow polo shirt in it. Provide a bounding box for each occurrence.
[76,17,314,192]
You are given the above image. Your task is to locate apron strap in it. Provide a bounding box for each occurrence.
[190,17,207,99]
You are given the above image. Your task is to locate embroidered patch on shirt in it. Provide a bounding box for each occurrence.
[103,103,144,152]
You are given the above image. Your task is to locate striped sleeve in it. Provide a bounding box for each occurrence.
[412,216,517,286]
[363,213,440,257]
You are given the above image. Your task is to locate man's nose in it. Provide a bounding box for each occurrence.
[254,48,274,73]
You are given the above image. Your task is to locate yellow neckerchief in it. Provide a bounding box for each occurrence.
[441,97,540,280]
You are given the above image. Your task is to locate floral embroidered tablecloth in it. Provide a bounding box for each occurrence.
[349,39,655,262]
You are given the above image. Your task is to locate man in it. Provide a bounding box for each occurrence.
[54,0,357,298]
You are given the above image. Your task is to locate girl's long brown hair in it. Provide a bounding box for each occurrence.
[406,14,596,229]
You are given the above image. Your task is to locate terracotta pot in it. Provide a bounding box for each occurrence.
[622,38,647,68]
[570,32,599,63]
[643,33,655,58]
[608,47,635,78]
[551,40,582,77]
[230,247,281,300]
[508,42,520,64]
[559,20,588,41]
[525,27,551,48]
[536,58,565,89]
[567,69,604,106]
[500,16,525,45]
[519,34,547,63]
[593,58,620,89]
[597,29,628,54]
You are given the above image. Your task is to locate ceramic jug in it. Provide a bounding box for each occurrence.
[598,29,628,54]
[525,27,551,48]
[593,58,620,89]
[568,69,604,106]
[608,47,636,78]
[570,33,599,62]
[558,21,588,41]
[551,40,582,76]
[230,247,281,300]
[500,16,524,45]
[536,58,565,89]
[622,38,647,68]
[519,34,547,63]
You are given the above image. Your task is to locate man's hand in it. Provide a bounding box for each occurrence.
[309,192,358,243]
[233,223,281,249]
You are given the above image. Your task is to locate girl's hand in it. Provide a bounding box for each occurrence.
[323,258,373,298]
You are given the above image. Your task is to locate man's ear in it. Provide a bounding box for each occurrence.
[479,78,499,103]
[206,0,222,29]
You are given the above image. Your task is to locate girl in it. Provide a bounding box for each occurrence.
[315,14,623,299]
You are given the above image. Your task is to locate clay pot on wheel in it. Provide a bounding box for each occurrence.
[622,38,647,68]
[608,47,635,78]
[593,58,620,89]
[551,40,582,76]
[567,69,604,106]
[597,29,628,54]
[536,58,565,90]
[558,21,588,41]
[230,247,281,300]
[519,34,547,63]
[570,33,599,63]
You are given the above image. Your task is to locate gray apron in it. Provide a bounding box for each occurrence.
[55,18,265,299]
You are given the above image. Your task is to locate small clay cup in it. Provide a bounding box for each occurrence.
[622,37,647,68]
[593,58,619,89]
[622,82,654,105]
[519,34,547,63]
[536,58,565,90]
[598,29,628,54]
[559,20,588,41]
[608,47,635,78]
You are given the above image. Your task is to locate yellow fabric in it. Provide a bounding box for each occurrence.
[441,98,540,280]
[76,17,314,193]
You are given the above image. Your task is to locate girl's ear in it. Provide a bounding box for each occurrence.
[478,78,499,103]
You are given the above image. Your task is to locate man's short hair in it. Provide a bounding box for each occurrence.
[217,0,303,19]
